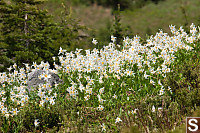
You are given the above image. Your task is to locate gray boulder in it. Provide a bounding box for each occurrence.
[27,69,63,91]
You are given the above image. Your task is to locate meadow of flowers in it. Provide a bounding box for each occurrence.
[0,23,200,132]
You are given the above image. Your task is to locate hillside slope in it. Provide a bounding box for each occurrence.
[122,0,200,37]
[44,0,200,38]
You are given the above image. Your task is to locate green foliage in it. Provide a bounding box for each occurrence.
[166,108,200,133]
[19,102,63,132]
[0,0,87,71]
[49,3,87,53]
[164,40,200,114]
[0,1,13,72]
[110,5,133,47]
[112,5,123,45]
[92,6,133,49]
[0,0,54,68]
[0,39,13,72]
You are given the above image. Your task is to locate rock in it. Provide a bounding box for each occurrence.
[27,69,63,91]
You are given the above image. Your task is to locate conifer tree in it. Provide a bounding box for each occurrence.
[49,2,85,54]
[0,0,54,68]
[112,4,123,45]
[0,0,13,71]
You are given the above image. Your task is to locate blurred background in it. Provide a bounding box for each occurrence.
[44,0,200,38]
[0,0,200,71]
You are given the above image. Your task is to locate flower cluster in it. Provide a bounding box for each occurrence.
[0,62,58,119]
[0,24,199,131]
[57,24,198,103]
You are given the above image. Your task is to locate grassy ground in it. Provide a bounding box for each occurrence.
[42,1,113,29]
[43,0,200,38]
[121,0,200,37]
